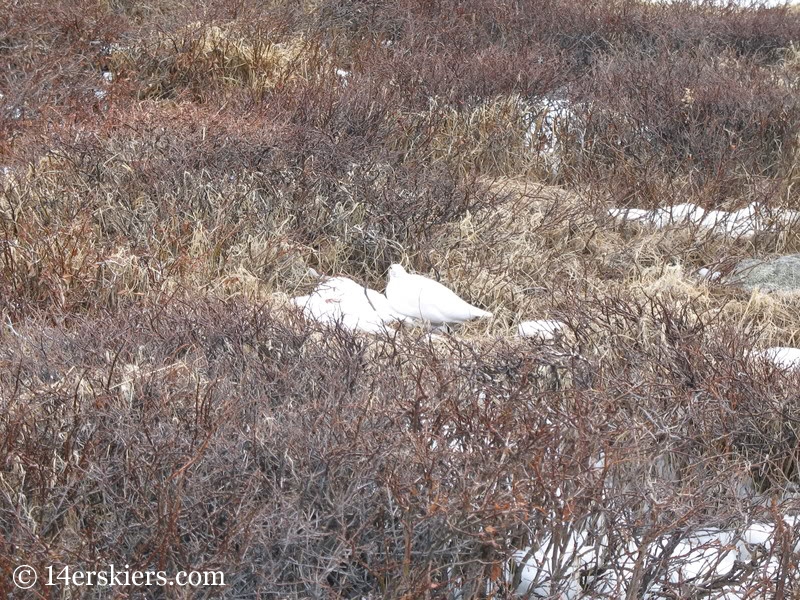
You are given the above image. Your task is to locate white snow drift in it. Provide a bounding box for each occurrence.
[517,319,566,340]
[609,202,800,238]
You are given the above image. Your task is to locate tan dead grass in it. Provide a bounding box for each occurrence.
[8,144,800,357]
[116,21,323,99]
[10,151,800,358]
[392,95,577,179]
[411,176,800,355]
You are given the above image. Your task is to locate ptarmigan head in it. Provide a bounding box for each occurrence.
[388,264,408,280]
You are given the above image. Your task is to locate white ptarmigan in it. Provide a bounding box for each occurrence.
[292,274,406,334]
[384,264,492,326]
[317,276,408,325]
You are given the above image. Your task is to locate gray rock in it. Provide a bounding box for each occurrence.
[732,254,800,293]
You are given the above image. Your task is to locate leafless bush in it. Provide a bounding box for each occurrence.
[3,298,800,598]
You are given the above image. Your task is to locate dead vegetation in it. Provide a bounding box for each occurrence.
[3,0,800,598]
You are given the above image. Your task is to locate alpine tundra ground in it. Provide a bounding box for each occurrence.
[3,0,800,598]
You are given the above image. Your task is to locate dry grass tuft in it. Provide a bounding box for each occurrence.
[133,22,320,99]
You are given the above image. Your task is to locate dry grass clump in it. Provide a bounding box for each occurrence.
[424,180,740,318]
[131,22,322,100]
[391,94,583,180]
[393,95,536,178]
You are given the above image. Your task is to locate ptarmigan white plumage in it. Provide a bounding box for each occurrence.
[385,264,492,326]
[292,274,405,334]
[321,276,408,324]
